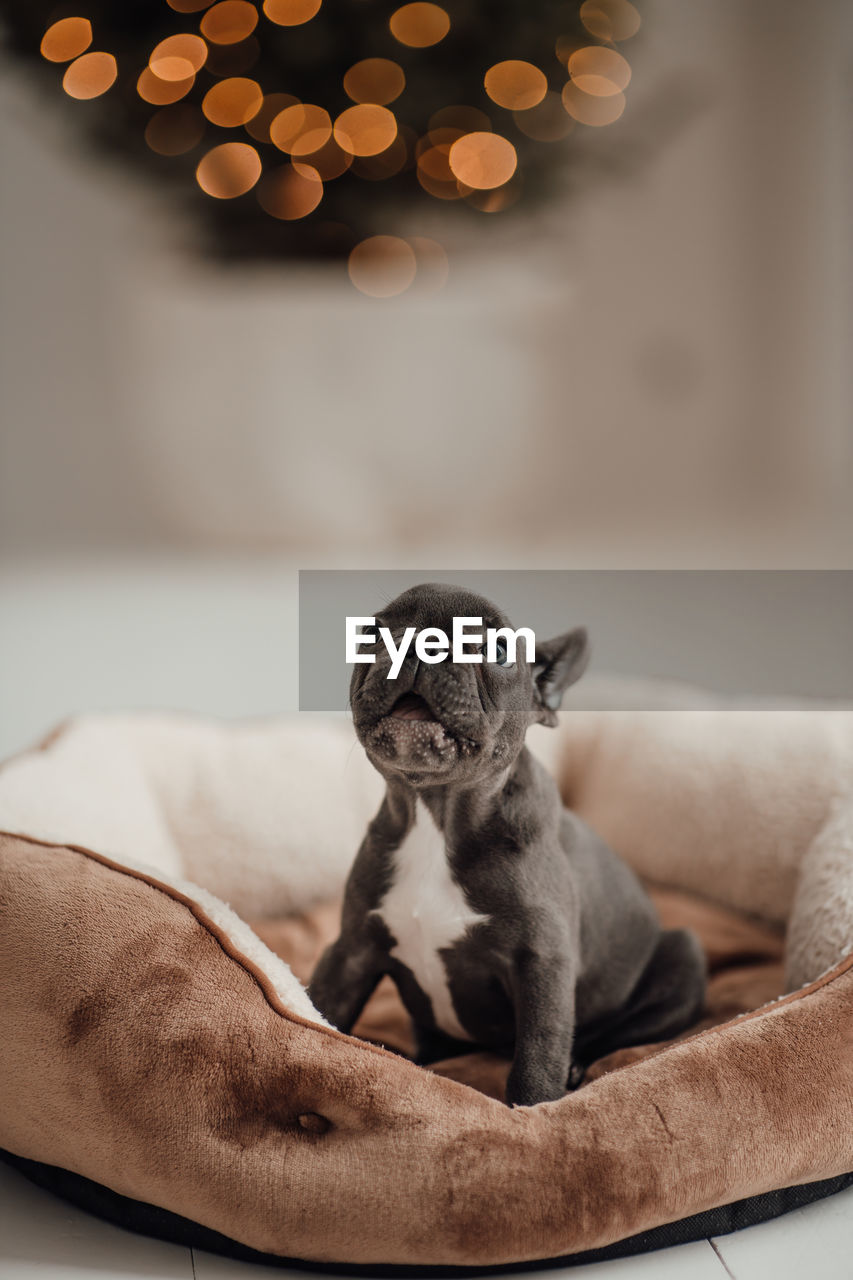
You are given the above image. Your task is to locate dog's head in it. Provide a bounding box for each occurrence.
[350,582,589,786]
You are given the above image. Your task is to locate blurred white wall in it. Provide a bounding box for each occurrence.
[1,0,851,564]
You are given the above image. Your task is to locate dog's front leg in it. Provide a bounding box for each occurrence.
[308,934,384,1034]
[506,952,576,1107]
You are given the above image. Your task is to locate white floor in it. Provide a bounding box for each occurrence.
[2,557,852,1278]
[2,1160,853,1279]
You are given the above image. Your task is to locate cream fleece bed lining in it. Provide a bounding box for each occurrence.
[1,676,852,995]
[0,713,378,1022]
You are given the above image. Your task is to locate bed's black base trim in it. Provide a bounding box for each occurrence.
[2,1146,852,1275]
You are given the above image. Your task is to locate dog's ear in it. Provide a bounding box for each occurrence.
[531,627,589,726]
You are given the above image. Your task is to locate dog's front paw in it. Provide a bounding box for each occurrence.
[567,1060,586,1091]
[505,1065,567,1108]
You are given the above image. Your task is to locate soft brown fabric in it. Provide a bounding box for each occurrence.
[253,909,417,1058]
[252,884,786,1099]
[3,830,852,1266]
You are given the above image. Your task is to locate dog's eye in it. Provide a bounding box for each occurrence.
[482,638,509,665]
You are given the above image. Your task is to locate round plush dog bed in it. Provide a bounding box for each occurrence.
[2,680,853,1269]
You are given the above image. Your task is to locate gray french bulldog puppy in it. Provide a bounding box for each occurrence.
[309,583,706,1107]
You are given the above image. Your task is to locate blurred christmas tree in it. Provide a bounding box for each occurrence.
[0,0,641,285]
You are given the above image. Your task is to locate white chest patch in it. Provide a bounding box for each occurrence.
[374,801,489,1041]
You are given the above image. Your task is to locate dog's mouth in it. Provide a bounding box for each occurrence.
[359,688,479,774]
[388,692,436,722]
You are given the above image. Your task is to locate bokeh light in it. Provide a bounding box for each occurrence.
[429,104,491,134]
[579,0,641,43]
[567,46,631,96]
[200,1,259,45]
[293,137,353,181]
[196,140,262,196]
[408,236,448,293]
[145,104,206,155]
[513,91,574,141]
[244,92,298,142]
[33,0,630,273]
[334,105,397,158]
[448,132,516,190]
[348,235,417,297]
[149,34,208,81]
[484,61,547,111]
[257,162,323,218]
[270,103,332,156]
[416,142,461,200]
[343,58,405,106]
[352,130,411,181]
[62,52,117,100]
[389,3,449,49]
[465,178,521,213]
[263,0,322,26]
[420,125,465,149]
[554,34,584,67]
[138,67,195,104]
[202,77,263,126]
[40,18,92,63]
[562,81,625,125]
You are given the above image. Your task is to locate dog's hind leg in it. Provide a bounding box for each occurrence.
[573,928,707,1068]
[412,1023,476,1066]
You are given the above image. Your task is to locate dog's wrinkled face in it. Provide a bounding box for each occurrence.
[349,582,589,787]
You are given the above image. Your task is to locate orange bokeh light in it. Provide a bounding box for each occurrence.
[562,81,626,125]
[465,180,521,214]
[417,126,463,154]
[343,58,406,106]
[40,17,92,63]
[484,61,547,112]
[138,67,195,104]
[348,236,417,297]
[417,139,452,171]
[149,34,208,81]
[448,132,516,190]
[513,91,574,141]
[203,77,263,126]
[244,93,298,142]
[200,1,259,45]
[416,143,461,200]
[351,130,410,181]
[579,0,641,43]
[293,137,353,181]
[62,52,118,100]
[263,0,322,25]
[409,236,448,293]
[389,3,449,48]
[429,104,491,135]
[167,0,216,11]
[145,104,206,155]
[196,141,262,196]
[567,46,631,96]
[257,163,323,219]
[270,104,332,156]
[554,35,584,67]
[334,105,397,157]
